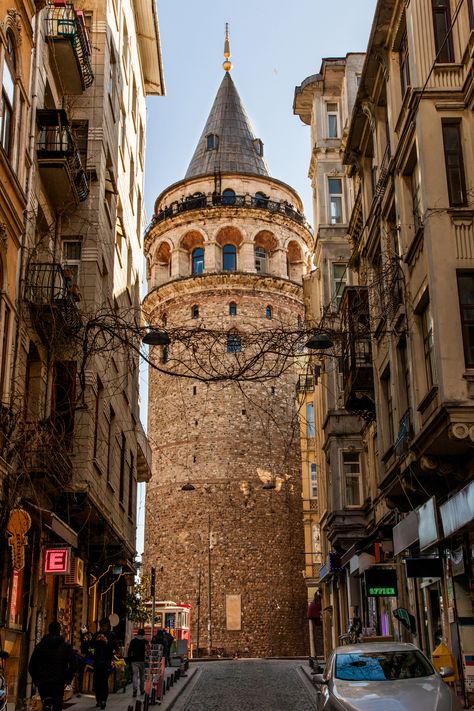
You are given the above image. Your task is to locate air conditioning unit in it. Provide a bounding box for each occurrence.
[63,556,84,587]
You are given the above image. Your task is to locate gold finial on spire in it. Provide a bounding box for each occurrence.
[223,23,232,72]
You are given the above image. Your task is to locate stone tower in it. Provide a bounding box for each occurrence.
[143,45,313,657]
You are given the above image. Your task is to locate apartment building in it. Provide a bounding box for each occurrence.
[300,0,474,703]
[0,0,163,701]
[294,53,368,655]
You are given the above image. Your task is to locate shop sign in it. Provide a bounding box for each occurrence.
[365,568,398,597]
[418,497,441,551]
[405,557,444,578]
[6,508,32,571]
[44,547,71,574]
[463,654,474,693]
[440,480,474,538]
[393,510,419,556]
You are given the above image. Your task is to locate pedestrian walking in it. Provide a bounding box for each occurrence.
[91,619,118,709]
[165,631,174,666]
[28,621,76,711]
[127,628,148,697]
[151,629,168,664]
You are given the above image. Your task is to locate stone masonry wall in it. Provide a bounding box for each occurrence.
[144,279,309,657]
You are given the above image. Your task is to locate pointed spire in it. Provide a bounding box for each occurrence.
[185,72,270,179]
[223,23,232,72]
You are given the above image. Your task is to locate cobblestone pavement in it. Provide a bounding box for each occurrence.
[173,659,316,711]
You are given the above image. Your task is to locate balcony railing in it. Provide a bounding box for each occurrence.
[340,287,375,414]
[374,144,391,202]
[45,3,94,91]
[147,193,312,234]
[25,262,82,341]
[37,109,89,204]
[21,423,73,488]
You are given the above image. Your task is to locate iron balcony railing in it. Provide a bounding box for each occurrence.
[25,262,82,335]
[37,109,89,202]
[374,144,391,202]
[147,193,312,234]
[45,3,94,89]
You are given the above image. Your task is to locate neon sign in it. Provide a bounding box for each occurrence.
[368,587,396,597]
[44,548,71,574]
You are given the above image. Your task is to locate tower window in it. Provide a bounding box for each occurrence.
[227,332,241,353]
[223,244,237,271]
[266,305,272,320]
[162,345,169,363]
[192,304,199,319]
[255,246,268,273]
[206,133,218,151]
[254,191,268,207]
[192,247,204,275]
[229,302,237,316]
[222,189,236,206]
[253,138,263,156]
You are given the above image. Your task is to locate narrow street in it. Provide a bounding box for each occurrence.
[172,660,316,711]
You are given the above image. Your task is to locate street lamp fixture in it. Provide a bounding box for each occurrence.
[181,482,196,491]
[305,331,334,350]
[142,328,170,346]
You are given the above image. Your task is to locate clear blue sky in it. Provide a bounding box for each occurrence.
[137,0,377,557]
[144,0,377,223]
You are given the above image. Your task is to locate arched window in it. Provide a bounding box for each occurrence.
[223,244,236,271]
[266,305,272,319]
[192,304,199,319]
[192,247,204,275]
[229,302,237,316]
[1,33,16,157]
[222,189,236,206]
[227,332,241,353]
[254,191,268,208]
[255,246,268,273]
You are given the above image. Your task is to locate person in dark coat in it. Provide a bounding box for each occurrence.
[151,629,168,664]
[127,628,148,697]
[91,619,118,709]
[164,631,174,666]
[29,621,76,711]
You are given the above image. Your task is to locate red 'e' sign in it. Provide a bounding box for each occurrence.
[44,548,70,574]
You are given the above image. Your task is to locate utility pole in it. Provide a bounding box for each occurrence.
[196,566,201,658]
[150,566,156,640]
[207,515,212,656]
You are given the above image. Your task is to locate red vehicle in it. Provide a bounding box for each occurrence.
[137,600,191,645]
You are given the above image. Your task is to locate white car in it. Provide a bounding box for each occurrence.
[313,642,462,711]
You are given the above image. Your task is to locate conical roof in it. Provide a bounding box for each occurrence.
[185,72,270,179]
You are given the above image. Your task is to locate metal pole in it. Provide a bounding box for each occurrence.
[196,566,201,658]
[207,515,212,656]
[150,567,156,641]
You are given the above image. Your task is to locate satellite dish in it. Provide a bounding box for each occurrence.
[109,613,119,627]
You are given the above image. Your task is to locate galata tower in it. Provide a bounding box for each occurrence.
[143,34,314,657]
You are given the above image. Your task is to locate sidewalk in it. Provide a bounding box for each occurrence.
[66,667,198,711]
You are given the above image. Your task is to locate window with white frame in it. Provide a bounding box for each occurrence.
[310,463,318,498]
[332,263,347,310]
[306,402,315,437]
[420,300,435,391]
[62,240,82,284]
[326,103,339,138]
[328,177,343,224]
[343,451,362,506]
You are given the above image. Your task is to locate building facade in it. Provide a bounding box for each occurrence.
[0,0,163,702]
[294,53,368,655]
[143,57,313,658]
[298,0,474,704]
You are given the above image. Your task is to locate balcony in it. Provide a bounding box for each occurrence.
[147,193,312,234]
[340,287,375,416]
[37,109,89,206]
[45,3,94,93]
[20,423,73,491]
[25,262,82,344]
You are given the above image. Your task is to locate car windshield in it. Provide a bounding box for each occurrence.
[335,650,434,681]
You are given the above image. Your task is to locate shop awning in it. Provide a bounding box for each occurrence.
[24,501,78,548]
[440,479,474,538]
[393,510,419,555]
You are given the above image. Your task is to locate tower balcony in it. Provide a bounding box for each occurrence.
[25,261,82,345]
[45,2,94,93]
[36,109,89,206]
[147,192,311,234]
[340,287,375,415]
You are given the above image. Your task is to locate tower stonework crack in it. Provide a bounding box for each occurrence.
[143,60,314,657]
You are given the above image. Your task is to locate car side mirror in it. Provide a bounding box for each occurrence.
[439,666,454,678]
[312,674,328,685]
